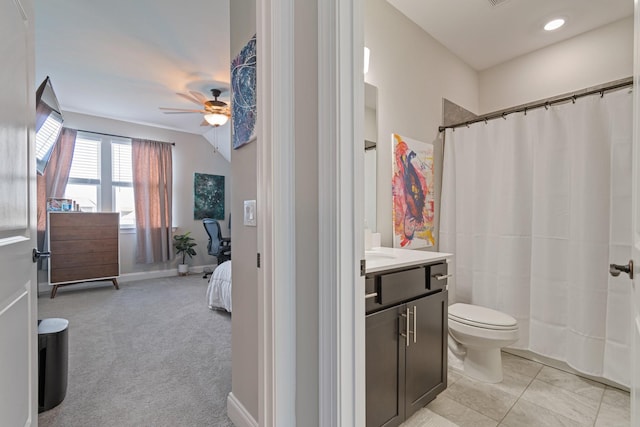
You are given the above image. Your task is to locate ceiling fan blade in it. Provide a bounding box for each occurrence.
[176,92,204,106]
[189,91,208,103]
[159,107,207,113]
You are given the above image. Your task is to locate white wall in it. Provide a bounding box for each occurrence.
[364,106,376,143]
[365,0,479,248]
[61,111,231,276]
[202,124,232,163]
[229,0,258,421]
[479,16,633,114]
[293,0,320,421]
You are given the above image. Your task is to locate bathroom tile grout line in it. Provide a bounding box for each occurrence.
[441,351,630,427]
[528,364,607,425]
[495,366,537,426]
[499,351,607,425]
[483,355,609,426]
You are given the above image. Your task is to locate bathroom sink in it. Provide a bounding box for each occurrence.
[365,250,396,260]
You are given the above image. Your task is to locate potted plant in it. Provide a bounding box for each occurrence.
[173,232,197,276]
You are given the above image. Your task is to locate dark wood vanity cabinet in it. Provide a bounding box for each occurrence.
[365,262,448,427]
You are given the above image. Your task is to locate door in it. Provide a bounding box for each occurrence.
[0,0,38,426]
[366,305,404,427]
[632,2,640,424]
[405,291,448,419]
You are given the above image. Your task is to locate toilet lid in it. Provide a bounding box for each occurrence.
[448,303,518,330]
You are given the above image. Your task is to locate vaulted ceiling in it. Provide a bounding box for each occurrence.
[35,0,230,135]
[35,0,634,136]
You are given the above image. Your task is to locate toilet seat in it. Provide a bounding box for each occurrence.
[449,303,517,331]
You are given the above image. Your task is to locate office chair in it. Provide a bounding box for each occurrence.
[203,218,231,279]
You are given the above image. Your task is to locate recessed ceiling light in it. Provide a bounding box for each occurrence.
[544,18,565,31]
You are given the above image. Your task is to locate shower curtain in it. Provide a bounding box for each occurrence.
[440,89,632,387]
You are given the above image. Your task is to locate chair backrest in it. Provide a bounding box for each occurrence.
[203,218,223,254]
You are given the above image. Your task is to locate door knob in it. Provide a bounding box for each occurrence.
[32,249,51,263]
[609,260,633,279]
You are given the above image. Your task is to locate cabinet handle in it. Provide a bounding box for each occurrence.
[434,273,453,281]
[364,292,378,300]
[412,305,417,344]
[400,308,410,347]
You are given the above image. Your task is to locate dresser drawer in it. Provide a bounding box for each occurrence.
[378,267,426,306]
[428,262,449,291]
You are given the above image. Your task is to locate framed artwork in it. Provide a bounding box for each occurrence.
[391,133,435,249]
[231,34,257,150]
[193,173,225,220]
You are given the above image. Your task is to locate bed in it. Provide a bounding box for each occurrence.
[206,260,232,312]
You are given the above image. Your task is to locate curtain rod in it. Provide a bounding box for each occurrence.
[438,78,634,132]
[70,128,176,146]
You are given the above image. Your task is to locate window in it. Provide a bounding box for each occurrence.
[35,112,63,174]
[64,132,135,228]
[112,141,135,227]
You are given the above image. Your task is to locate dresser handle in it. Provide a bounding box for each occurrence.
[434,273,453,281]
[400,308,410,347]
[412,305,417,343]
[365,292,378,300]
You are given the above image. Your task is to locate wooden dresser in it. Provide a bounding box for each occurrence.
[48,212,120,298]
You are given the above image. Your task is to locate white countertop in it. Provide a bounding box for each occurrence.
[364,247,452,273]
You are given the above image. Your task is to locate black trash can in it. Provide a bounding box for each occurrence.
[38,318,69,413]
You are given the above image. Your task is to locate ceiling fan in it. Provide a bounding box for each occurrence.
[160,88,231,127]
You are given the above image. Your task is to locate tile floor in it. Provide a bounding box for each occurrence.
[401,351,630,427]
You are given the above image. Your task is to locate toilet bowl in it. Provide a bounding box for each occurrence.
[448,303,519,383]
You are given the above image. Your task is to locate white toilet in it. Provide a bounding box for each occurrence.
[448,303,519,383]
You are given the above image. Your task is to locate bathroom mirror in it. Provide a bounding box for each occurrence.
[364,82,377,232]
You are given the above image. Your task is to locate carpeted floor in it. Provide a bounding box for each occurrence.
[37,274,232,427]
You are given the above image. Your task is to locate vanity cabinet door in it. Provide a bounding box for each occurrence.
[404,290,448,419]
[366,305,405,427]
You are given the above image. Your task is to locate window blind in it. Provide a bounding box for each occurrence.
[112,141,133,186]
[35,115,63,159]
[69,137,100,182]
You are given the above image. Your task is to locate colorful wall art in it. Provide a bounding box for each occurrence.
[194,173,225,220]
[391,133,435,248]
[231,34,257,150]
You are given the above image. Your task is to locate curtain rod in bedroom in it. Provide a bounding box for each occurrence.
[70,128,176,146]
[438,77,633,133]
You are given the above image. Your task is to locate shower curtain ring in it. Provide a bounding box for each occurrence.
[600,90,605,98]
[502,112,507,120]
[465,122,470,128]
[524,107,527,116]
[484,118,488,124]
[545,102,549,110]
[572,95,576,104]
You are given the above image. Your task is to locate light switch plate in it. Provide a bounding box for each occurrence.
[244,200,256,226]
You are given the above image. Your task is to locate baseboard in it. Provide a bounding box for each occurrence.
[118,264,216,283]
[227,392,258,427]
[36,265,217,296]
[188,264,216,274]
[118,269,180,283]
[503,348,629,391]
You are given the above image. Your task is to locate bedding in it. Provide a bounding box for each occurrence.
[206,260,232,312]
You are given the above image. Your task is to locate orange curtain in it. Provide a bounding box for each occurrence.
[132,139,173,263]
[37,128,77,254]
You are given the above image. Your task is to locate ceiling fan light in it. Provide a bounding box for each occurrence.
[204,113,229,127]
[544,18,565,31]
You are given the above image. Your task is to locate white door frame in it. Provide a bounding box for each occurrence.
[631,0,640,423]
[256,0,296,425]
[256,0,364,425]
[317,0,365,426]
